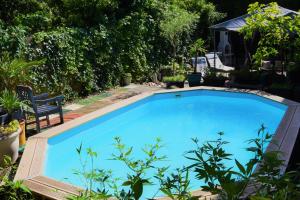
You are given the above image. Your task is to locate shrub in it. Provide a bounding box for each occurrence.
[270,83,292,90]
[0,25,26,57]
[287,62,300,86]
[13,11,53,32]
[163,75,186,83]
[160,65,174,80]
[0,179,33,200]
[0,0,226,101]
[231,69,261,85]
[203,69,227,86]
[26,28,97,100]
[0,156,34,200]
[86,26,122,89]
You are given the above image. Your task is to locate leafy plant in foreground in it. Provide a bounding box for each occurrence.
[186,125,300,200]
[156,167,198,200]
[186,132,247,200]
[0,156,33,200]
[67,144,113,200]
[68,137,167,200]
[111,137,166,200]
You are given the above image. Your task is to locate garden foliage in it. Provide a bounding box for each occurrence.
[240,2,299,67]
[0,156,34,200]
[0,0,223,100]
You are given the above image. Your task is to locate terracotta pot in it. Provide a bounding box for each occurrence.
[19,120,26,146]
[0,128,21,166]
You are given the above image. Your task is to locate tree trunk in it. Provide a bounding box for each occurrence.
[194,52,198,74]
[172,45,176,75]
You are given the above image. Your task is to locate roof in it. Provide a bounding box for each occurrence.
[210,6,299,32]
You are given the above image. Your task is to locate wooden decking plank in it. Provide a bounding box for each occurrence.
[279,106,300,172]
[32,176,81,196]
[28,138,47,177]
[14,138,38,181]
[33,92,153,139]
[24,179,69,200]
[270,106,296,149]
[278,106,298,144]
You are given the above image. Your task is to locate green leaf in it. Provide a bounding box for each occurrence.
[235,159,246,175]
[132,178,143,200]
[122,181,132,186]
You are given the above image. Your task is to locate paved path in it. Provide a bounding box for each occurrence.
[27,84,163,134]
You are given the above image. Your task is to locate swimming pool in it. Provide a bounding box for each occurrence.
[44,90,287,198]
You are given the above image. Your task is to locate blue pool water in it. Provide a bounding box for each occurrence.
[45,90,287,198]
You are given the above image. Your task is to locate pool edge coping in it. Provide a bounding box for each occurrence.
[14,86,300,200]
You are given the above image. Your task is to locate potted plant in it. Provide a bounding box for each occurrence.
[163,75,186,88]
[231,69,261,85]
[159,65,173,81]
[121,73,132,86]
[188,39,206,87]
[0,90,27,147]
[0,90,25,122]
[187,73,202,87]
[0,120,21,165]
[203,69,227,87]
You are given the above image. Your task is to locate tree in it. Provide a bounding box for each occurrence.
[240,2,294,68]
[160,4,199,73]
[174,0,225,39]
[189,38,207,73]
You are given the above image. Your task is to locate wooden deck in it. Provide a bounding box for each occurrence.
[14,86,300,200]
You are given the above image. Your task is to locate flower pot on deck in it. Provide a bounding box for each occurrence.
[0,112,9,125]
[0,128,21,165]
[187,73,202,87]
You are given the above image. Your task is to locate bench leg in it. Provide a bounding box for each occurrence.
[36,116,41,133]
[59,109,64,124]
[46,115,50,126]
